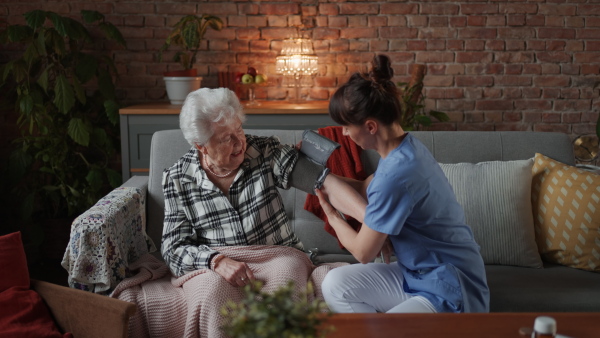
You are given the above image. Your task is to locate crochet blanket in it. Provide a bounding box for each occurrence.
[111,245,346,338]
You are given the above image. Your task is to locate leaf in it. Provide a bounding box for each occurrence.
[106,168,122,188]
[75,53,98,84]
[7,148,31,183]
[430,110,450,122]
[81,10,104,24]
[415,115,432,127]
[67,117,91,146]
[53,74,76,114]
[1,61,13,81]
[24,10,47,30]
[19,94,34,115]
[97,71,115,100]
[47,12,68,37]
[104,99,120,125]
[23,40,41,65]
[45,29,66,56]
[181,20,201,50]
[5,25,34,43]
[65,17,91,42]
[37,66,50,92]
[71,76,86,105]
[98,22,126,47]
[86,168,103,191]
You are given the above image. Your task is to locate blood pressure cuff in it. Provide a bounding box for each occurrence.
[289,130,339,195]
[300,130,340,166]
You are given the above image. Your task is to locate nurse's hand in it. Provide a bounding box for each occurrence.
[315,188,341,221]
[380,238,393,264]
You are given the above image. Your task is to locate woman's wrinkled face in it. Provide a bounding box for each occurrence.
[200,117,246,170]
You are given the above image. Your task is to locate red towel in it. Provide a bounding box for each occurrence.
[303,126,367,249]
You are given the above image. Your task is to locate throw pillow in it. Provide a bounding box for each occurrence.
[531,153,600,272]
[440,159,543,268]
[0,232,69,337]
[0,231,30,292]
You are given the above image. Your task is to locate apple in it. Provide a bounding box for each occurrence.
[234,72,244,83]
[247,66,257,77]
[241,74,254,84]
[254,74,267,84]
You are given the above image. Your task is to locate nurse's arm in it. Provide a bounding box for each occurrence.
[315,189,387,264]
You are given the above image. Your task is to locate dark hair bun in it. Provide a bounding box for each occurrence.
[369,55,394,85]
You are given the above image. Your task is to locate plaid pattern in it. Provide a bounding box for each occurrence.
[161,135,304,276]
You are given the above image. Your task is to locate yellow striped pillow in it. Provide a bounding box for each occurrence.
[531,153,600,272]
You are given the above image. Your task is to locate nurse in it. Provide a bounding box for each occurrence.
[316,55,490,313]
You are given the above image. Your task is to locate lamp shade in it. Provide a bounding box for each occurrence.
[275,38,318,77]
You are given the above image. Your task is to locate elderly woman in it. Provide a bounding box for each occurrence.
[161,87,317,287]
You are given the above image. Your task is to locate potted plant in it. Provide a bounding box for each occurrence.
[397,65,449,131]
[159,14,223,104]
[220,280,334,338]
[0,10,125,257]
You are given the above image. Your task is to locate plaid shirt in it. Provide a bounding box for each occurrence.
[161,135,304,276]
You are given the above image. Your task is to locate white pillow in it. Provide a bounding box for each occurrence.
[439,158,543,268]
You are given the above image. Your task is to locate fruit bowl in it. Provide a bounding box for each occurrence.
[236,81,269,107]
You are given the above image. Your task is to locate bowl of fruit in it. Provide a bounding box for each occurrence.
[235,67,268,107]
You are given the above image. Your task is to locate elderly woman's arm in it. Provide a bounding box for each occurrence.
[161,173,218,276]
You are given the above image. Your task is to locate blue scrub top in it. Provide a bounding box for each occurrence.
[364,134,490,313]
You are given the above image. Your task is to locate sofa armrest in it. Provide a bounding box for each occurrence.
[61,181,155,294]
[32,279,136,338]
[120,175,149,190]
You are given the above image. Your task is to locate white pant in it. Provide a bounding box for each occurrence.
[321,263,437,313]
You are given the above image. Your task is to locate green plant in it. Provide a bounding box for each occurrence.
[397,80,449,131]
[158,14,223,71]
[220,280,334,338]
[0,10,125,220]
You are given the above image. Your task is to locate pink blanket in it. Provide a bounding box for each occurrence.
[111,245,346,338]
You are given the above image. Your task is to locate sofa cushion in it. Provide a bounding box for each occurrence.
[531,153,600,272]
[440,159,543,268]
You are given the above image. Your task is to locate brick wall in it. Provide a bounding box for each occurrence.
[1,0,599,138]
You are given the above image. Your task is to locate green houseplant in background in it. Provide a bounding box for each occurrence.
[397,80,449,131]
[158,14,223,75]
[158,14,223,104]
[221,281,334,338]
[0,10,125,230]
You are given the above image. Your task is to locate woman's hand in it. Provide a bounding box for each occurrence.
[315,188,341,221]
[214,256,255,287]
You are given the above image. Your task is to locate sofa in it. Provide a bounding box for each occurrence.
[63,129,600,318]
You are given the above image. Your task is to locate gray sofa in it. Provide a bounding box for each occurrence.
[106,129,600,312]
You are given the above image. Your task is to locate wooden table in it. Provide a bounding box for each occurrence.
[323,312,600,338]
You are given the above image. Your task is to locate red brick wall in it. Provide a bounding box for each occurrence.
[1,0,599,137]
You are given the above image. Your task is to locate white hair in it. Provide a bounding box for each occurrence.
[179,87,246,146]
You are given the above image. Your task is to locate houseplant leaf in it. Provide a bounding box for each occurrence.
[76,53,98,84]
[81,10,104,23]
[24,10,47,30]
[53,74,75,114]
[98,21,126,46]
[104,99,120,125]
[67,117,91,146]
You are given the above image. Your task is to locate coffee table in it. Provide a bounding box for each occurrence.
[323,312,600,337]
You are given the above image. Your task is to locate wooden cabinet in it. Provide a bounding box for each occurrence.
[119,101,334,180]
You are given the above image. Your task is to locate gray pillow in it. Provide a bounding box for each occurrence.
[440,158,543,268]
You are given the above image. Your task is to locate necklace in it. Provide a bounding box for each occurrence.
[203,155,235,178]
